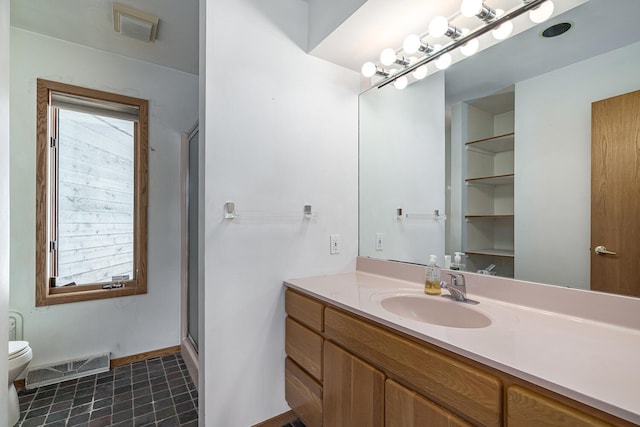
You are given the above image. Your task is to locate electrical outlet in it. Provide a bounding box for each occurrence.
[330,234,341,254]
[375,233,384,251]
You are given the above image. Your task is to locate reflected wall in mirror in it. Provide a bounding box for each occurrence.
[359,0,640,298]
[359,73,446,265]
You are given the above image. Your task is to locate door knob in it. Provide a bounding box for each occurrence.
[594,245,617,255]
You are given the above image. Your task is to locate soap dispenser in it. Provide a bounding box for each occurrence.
[452,252,464,270]
[424,255,441,295]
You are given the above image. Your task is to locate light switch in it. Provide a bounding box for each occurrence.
[376,233,384,251]
[330,234,341,254]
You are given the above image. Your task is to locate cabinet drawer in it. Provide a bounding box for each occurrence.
[507,386,611,427]
[286,317,323,381]
[285,289,324,332]
[325,308,502,427]
[386,380,473,427]
[285,357,322,427]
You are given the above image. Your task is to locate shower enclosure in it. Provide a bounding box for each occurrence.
[181,123,199,386]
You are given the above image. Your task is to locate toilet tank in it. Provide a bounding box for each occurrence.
[9,311,24,341]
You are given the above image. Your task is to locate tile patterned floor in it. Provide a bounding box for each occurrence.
[16,353,197,427]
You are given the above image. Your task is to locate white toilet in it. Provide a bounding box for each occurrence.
[8,341,32,427]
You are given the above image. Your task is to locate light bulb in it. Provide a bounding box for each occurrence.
[412,65,428,80]
[492,21,513,40]
[435,53,452,70]
[491,9,513,40]
[361,62,377,78]
[393,76,408,90]
[429,16,449,38]
[461,0,483,17]
[460,38,479,56]
[403,35,422,55]
[380,48,398,66]
[529,0,554,23]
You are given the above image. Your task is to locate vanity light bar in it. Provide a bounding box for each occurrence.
[476,5,499,23]
[375,0,548,90]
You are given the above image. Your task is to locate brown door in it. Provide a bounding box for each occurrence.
[591,89,640,297]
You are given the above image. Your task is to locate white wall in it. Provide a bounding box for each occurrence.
[359,74,446,264]
[515,40,640,289]
[203,0,359,424]
[10,29,198,367]
[307,0,365,51]
[449,103,466,258]
[1,0,11,419]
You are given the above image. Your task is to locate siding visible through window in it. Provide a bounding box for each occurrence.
[56,109,135,286]
[35,78,148,306]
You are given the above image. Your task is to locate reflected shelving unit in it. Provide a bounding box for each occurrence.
[463,91,515,277]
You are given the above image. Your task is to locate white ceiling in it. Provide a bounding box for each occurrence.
[10,0,199,75]
[444,0,640,105]
[10,0,640,90]
[309,0,586,73]
[309,0,640,106]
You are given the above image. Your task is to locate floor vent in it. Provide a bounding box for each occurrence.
[25,352,110,389]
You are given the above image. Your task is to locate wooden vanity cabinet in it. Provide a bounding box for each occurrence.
[285,317,323,381]
[285,289,633,427]
[324,307,502,427]
[323,341,385,427]
[386,379,473,427]
[507,386,612,427]
[285,289,323,331]
[285,357,323,427]
[284,290,324,427]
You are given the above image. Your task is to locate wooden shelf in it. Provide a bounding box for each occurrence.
[465,132,514,153]
[465,215,514,220]
[466,174,514,185]
[465,249,515,258]
[463,95,515,272]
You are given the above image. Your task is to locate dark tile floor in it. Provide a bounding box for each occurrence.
[281,420,305,427]
[16,353,197,427]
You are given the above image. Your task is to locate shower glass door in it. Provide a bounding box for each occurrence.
[186,127,199,350]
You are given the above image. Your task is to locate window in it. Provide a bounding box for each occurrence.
[36,79,148,306]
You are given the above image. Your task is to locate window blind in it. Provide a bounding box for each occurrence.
[51,92,140,122]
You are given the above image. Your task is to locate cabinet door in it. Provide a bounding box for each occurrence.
[325,308,502,427]
[323,341,384,427]
[507,386,610,427]
[386,380,473,427]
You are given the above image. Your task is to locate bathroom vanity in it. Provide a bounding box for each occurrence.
[283,258,640,427]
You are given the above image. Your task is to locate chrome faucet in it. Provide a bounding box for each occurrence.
[441,273,479,305]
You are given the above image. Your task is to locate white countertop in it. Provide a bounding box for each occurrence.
[284,269,640,425]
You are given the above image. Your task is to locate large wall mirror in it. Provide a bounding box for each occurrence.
[359,0,640,297]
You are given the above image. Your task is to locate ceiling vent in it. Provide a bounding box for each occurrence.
[541,22,572,38]
[113,2,159,43]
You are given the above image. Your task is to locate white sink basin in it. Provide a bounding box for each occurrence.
[379,294,492,328]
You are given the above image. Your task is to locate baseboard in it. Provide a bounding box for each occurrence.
[110,345,182,367]
[252,410,298,427]
[181,338,199,389]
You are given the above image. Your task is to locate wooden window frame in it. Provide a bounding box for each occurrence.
[36,79,148,306]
